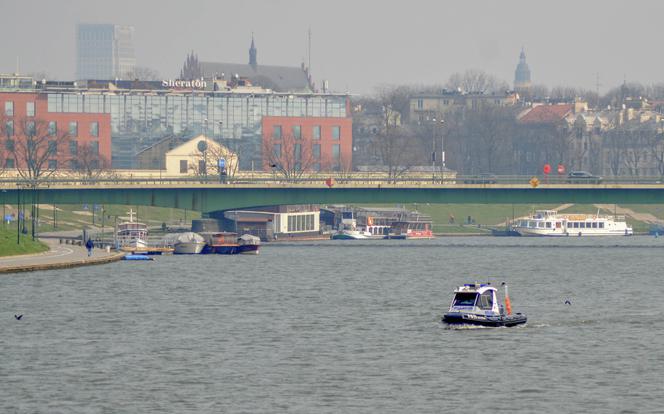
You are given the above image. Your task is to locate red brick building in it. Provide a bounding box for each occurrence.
[0,91,111,172]
[262,116,353,172]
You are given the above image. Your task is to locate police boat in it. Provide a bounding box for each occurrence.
[442,282,527,327]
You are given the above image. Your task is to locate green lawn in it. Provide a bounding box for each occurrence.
[4,204,202,233]
[0,226,49,257]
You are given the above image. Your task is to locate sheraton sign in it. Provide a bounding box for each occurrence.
[162,78,207,89]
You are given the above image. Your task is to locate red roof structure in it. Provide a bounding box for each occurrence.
[519,104,573,124]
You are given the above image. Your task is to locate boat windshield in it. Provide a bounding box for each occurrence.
[452,292,477,307]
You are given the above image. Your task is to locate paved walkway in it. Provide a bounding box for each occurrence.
[593,204,664,225]
[0,238,124,274]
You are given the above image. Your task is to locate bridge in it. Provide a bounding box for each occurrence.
[2,176,664,214]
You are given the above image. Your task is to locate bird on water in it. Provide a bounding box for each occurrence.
[14,314,23,320]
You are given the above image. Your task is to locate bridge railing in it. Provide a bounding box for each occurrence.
[0,175,663,188]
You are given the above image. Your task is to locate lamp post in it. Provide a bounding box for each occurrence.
[430,117,445,182]
[2,189,6,228]
[16,184,20,244]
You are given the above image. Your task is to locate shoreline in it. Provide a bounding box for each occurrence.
[0,250,125,274]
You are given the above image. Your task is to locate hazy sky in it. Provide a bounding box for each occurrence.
[1,0,663,95]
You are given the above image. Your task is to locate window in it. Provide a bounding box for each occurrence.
[332,144,340,170]
[69,140,78,155]
[417,99,423,109]
[48,159,57,170]
[5,158,14,168]
[5,120,13,137]
[4,101,13,116]
[48,141,57,153]
[294,143,301,170]
[69,160,79,170]
[292,125,301,139]
[545,222,551,228]
[272,144,281,159]
[90,121,99,137]
[599,222,604,229]
[592,222,598,228]
[332,126,341,140]
[48,121,57,136]
[69,121,78,137]
[26,102,35,117]
[478,291,494,310]
[273,125,282,139]
[313,125,321,140]
[198,160,206,174]
[179,160,188,173]
[5,139,14,151]
[26,121,36,136]
[90,141,99,155]
[313,144,321,160]
[452,292,477,307]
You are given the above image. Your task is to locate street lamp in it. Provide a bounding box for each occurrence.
[430,117,445,182]
[1,189,6,228]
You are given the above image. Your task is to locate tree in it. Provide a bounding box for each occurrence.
[445,69,509,94]
[189,141,238,178]
[0,116,70,181]
[180,51,202,80]
[263,133,316,180]
[71,142,112,179]
[124,66,160,81]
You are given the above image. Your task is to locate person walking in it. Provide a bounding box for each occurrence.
[86,238,94,257]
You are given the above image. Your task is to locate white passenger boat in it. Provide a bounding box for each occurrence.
[116,209,149,248]
[512,210,633,236]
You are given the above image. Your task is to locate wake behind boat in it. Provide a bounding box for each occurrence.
[442,282,527,327]
[512,209,633,236]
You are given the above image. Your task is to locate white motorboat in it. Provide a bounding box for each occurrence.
[512,209,633,236]
[172,232,206,254]
[442,282,527,327]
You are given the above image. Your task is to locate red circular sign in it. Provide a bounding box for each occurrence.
[557,164,565,174]
[543,164,551,174]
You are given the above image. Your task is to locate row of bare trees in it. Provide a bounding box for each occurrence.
[0,116,110,181]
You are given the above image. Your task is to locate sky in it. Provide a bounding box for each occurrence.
[1,0,663,95]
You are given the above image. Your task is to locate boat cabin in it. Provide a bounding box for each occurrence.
[448,284,500,315]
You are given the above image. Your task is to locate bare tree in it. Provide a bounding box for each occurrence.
[263,133,316,180]
[189,142,238,178]
[124,66,160,81]
[646,132,664,177]
[0,116,70,181]
[71,142,112,179]
[445,69,509,94]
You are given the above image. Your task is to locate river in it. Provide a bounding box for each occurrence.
[1,237,663,413]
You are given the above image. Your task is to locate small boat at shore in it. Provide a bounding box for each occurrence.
[238,234,261,254]
[173,232,206,254]
[442,282,527,327]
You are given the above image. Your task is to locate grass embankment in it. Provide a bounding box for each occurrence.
[5,204,202,233]
[0,226,48,257]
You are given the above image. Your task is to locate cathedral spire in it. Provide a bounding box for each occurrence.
[249,33,257,68]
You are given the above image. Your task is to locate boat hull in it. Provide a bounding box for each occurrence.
[238,244,260,254]
[442,312,527,327]
[201,244,240,254]
[173,241,206,254]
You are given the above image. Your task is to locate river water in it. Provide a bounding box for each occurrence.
[1,237,663,413]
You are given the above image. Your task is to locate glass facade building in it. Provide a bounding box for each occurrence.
[46,90,350,168]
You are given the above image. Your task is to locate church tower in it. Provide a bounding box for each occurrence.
[514,48,531,92]
[249,34,257,68]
